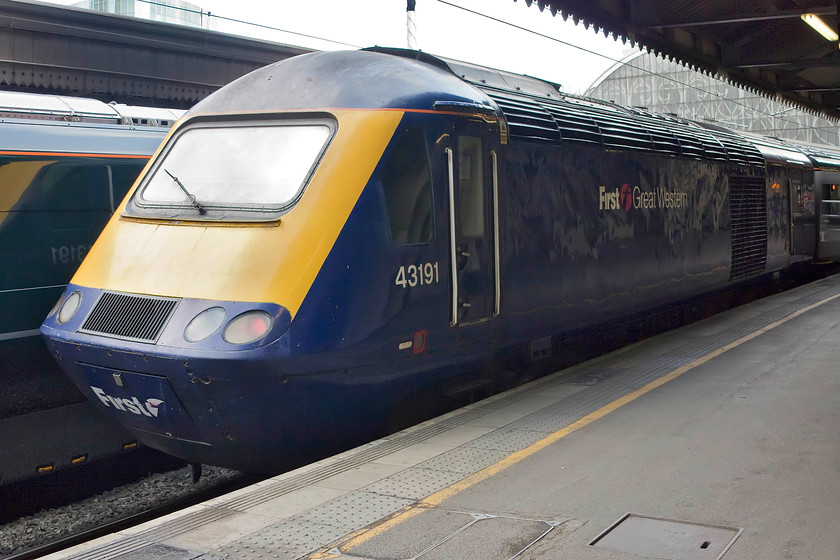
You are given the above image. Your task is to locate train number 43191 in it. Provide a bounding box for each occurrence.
[395,262,440,288]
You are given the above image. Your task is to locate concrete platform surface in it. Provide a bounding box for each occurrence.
[46,274,840,560]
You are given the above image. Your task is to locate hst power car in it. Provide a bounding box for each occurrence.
[41,48,840,472]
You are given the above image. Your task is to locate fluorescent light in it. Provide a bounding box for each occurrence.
[801,14,839,42]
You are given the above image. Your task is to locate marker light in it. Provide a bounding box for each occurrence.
[801,14,839,42]
[184,307,226,343]
[223,311,274,345]
[57,291,82,324]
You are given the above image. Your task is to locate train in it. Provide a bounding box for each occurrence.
[40,48,840,473]
[0,91,181,484]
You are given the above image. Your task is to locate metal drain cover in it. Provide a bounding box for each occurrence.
[589,513,742,560]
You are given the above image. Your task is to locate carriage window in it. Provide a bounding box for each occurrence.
[458,135,485,238]
[381,128,433,244]
[134,120,332,217]
[822,183,840,219]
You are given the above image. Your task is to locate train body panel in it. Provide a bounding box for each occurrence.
[0,122,166,338]
[40,49,840,472]
[500,143,732,338]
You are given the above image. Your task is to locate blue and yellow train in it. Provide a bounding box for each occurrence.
[40,48,840,472]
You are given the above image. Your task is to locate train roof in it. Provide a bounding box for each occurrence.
[191,48,766,168]
[734,131,813,167]
[0,91,182,156]
[191,49,495,114]
[0,91,182,127]
[734,128,840,170]
[0,118,171,156]
[785,142,840,171]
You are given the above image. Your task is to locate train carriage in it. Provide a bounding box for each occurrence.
[0,91,180,484]
[40,49,831,472]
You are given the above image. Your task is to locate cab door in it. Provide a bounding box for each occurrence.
[445,123,500,326]
[790,173,815,256]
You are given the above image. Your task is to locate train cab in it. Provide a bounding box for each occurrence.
[38,49,512,471]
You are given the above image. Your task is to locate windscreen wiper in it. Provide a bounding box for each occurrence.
[164,169,206,215]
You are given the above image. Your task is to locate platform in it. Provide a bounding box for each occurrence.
[47,273,840,560]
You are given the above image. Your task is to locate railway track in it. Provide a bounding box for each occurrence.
[1,462,261,560]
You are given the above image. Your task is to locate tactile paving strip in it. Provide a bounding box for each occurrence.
[295,491,413,532]
[512,409,586,434]
[362,467,465,500]
[414,447,510,474]
[463,427,548,453]
[213,518,347,560]
[208,493,414,560]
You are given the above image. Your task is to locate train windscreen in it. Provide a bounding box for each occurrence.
[133,120,333,219]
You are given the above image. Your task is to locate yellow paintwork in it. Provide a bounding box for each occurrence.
[0,160,55,228]
[72,109,404,318]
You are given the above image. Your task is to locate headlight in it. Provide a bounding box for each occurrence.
[223,311,273,345]
[184,307,226,343]
[57,291,82,324]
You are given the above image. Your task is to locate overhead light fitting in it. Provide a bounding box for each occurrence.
[801,14,839,42]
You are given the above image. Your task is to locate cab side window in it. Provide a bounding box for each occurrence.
[381,128,434,244]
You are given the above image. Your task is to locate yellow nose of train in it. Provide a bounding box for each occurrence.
[71,108,403,317]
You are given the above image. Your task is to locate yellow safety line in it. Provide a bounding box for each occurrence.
[312,290,840,558]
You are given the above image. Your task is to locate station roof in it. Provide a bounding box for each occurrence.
[524,0,840,120]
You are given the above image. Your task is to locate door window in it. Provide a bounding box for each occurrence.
[458,136,485,238]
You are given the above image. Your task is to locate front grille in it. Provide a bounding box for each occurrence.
[80,291,179,343]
